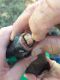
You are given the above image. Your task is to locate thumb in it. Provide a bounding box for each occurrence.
[0,26,12,68]
[47,58,60,77]
[29,0,60,41]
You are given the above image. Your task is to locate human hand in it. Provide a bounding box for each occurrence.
[24,35,60,80]
[0,26,37,80]
[11,0,60,41]
[10,0,43,40]
[25,59,60,80]
[1,26,60,80]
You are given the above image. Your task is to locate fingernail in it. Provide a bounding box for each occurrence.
[32,34,41,41]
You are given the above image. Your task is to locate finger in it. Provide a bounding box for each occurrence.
[0,26,12,68]
[0,26,12,47]
[11,1,40,40]
[47,58,60,78]
[29,0,60,41]
[5,56,37,80]
[38,59,60,80]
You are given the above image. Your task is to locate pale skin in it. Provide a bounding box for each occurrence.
[11,0,60,41]
[0,26,37,80]
[1,0,60,80]
[0,26,60,80]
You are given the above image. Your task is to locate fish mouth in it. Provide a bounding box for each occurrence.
[19,33,35,51]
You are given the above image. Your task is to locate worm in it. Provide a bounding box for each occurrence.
[32,36,60,56]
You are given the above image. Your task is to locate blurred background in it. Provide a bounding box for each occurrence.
[0,0,36,27]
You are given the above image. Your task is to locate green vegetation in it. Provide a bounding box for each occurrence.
[0,0,25,27]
